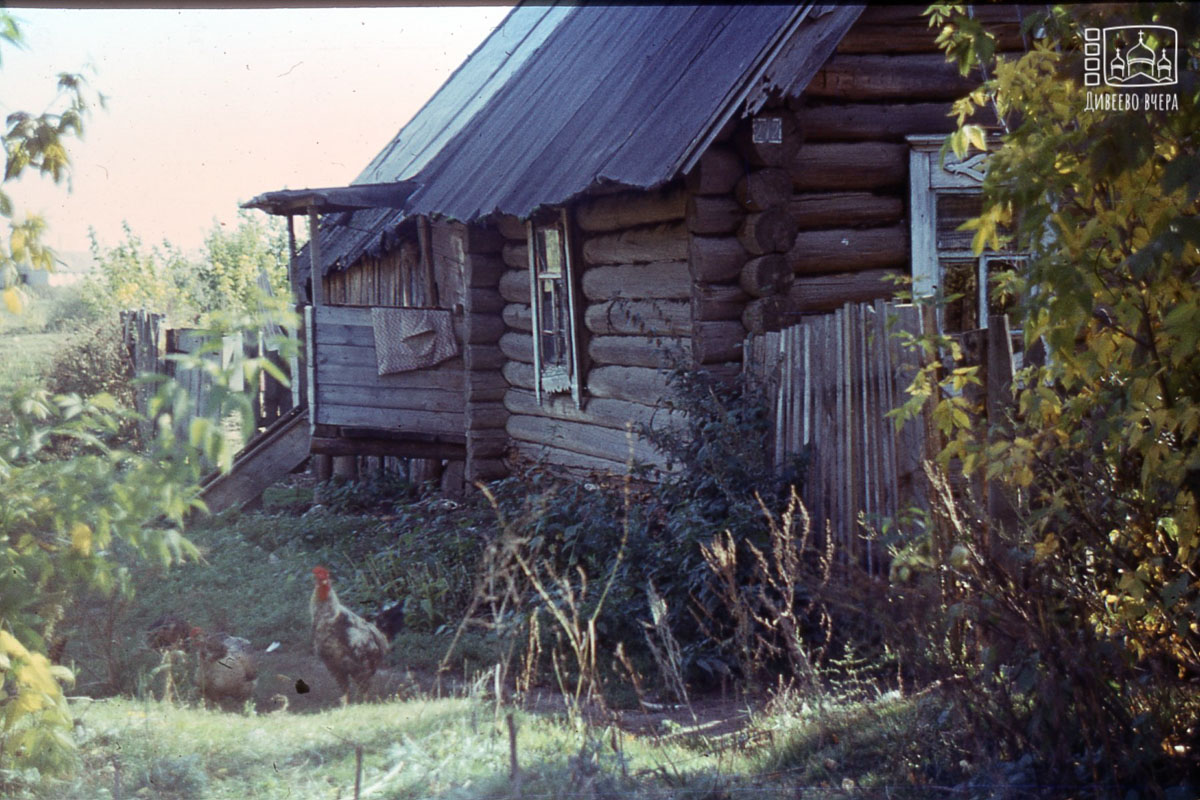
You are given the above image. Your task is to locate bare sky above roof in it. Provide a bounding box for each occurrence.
[0,6,509,258]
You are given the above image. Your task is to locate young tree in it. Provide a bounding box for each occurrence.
[0,11,102,317]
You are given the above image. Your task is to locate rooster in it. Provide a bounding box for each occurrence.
[190,628,258,710]
[310,565,389,704]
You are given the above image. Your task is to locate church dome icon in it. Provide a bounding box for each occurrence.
[1102,25,1178,88]
[1109,47,1126,78]
[1157,48,1173,81]
[1127,31,1155,71]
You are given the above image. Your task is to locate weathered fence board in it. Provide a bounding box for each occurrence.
[746,299,1015,570]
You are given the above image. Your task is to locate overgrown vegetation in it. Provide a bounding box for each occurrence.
[872,4,1200,793]
[80,210,292,328]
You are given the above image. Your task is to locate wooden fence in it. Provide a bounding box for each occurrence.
[744,299,1017,570]
[120,310,298,445]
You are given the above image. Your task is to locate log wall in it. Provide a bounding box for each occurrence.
[495,187,693,475]
[726,4,1026,329]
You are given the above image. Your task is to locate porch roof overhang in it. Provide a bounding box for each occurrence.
[241,181,420,216]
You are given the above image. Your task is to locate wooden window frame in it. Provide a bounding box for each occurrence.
[908,135,1025,338]
[527,209,584,407]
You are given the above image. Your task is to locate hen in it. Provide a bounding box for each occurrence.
[310,565,389,704]
[190,628,258,710]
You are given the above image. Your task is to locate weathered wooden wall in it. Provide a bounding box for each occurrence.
[311,304,467,437]
[744,300,934,571]
[694,4,1028,335]
[496,189,692,475]
[454,221,511,483]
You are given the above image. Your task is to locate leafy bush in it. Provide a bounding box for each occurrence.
[442,366,821,699]
[40,284,102,332]
[44,319,134,408]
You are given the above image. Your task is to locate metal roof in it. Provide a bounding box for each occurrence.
[242,182,418,215]
[302,2,864,276]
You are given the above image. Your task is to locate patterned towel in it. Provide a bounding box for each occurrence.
[371,308,459,375]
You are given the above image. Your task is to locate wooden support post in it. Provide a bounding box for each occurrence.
[308,207,324,307]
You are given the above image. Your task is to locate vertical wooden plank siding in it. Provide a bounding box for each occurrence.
[743,299,1015,569]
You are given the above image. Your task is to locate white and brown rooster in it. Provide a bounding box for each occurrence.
[310,565,390,704]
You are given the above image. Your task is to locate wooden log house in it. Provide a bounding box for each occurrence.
[245,4,1026,492]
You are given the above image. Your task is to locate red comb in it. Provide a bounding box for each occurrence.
[312,566,329,580]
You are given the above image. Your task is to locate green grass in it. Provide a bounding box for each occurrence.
[16,694,794,800]
[0,330,65,403]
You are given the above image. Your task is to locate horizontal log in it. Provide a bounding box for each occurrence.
[692,320,746,365]
[499,270,530,304]
[464,313,506,345]
[835,5,1025,53]
[465,345,506,371]
[311,436,466,461]
[688,235,748,283]
[790,142,908,190]
[784,268,901,314]
[797,102,958,142]
[686,195,742,236]
[467,254,506,288]
[575,187,687,233]
[499,331,534,364]
[734,112,802,168]
[584,299,692,337]
[738,207,799,255]
[467,429,510,458]
[315,403,464,437]
[505,388,684,434]
[684,145,744,196]
[465,370,509,403]
[692,282,748,321]
[588,334,690,369]
[806,53,979,101]
[511,439,664,476]
[502,360,535,391]
[503,303,533,333]
[468,287,506,314]
[582,222,689,266]
[790,192,903,230]
[502,241,529,270]
[735,168,793,212]
[494,214,527,241]
[787,225,907,274]
[458,224,506,255]
[507,413,664,467]
[465,401,508,430]
[587,365,673,404]
[741,295,788,335]
[740,254,794,298]
[466,457,508,482]
[581,261,691,302]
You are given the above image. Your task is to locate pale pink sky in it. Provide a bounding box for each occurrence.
[0,6,510,258]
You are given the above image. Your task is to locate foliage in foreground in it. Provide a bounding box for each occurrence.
[878,3,1200,791]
